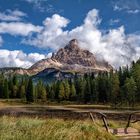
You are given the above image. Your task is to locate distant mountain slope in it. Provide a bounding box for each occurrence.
[30,39,112,75]
[0,39,113,80]
[0,67,29,75]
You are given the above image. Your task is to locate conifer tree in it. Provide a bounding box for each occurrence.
[40,86,47,101]
[58,82,65,100]
[0,74,4,98]
[124,77,137,107]
[54,81,60,100]
[16,77,25,98]
[97,74,108,103]
[3,79,9,98]
[12,75,18,97]
[64,80,70,100]
[36,80,43,99]
[91,79,98,103]
[46,84,51,98]
[75,78,86,102]
[20,85,26,99]
[131,63,140,101]
[13,75,18,86]
[70,83,76,100]
[84,77,91,103]
[110,73,120,107]
[26,78,34,102]
[12,85,18,98]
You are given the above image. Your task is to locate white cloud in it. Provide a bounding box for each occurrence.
[43,14,69,29]
[100,26,140,68]
[24,0,35,2]
[109,19,120,25]
[23,9,140,68]
[0,22,42,36]
[0,36,3,46]
[113,0,140,14]
[0,49,50,68]
[127,9,140,14]
[113,5,122,11]
[24,0,63,13]
[0,9,27,21]
[84,9,101,26]
[25,0,46,12]
[23,14,69,50]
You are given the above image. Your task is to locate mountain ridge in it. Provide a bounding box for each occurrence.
[0,39,113,77]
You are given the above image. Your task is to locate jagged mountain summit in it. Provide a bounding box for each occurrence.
[0,39,113,79]
[30,39,112,75]
[52,39,97,67]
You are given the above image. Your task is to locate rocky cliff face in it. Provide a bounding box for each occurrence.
[52,39,97,67]
[30,39,112,75]
[0,39,113,77]
[28,58,62,75]
[0,67,29,75]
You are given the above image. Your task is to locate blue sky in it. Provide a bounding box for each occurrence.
[0,0,140,68]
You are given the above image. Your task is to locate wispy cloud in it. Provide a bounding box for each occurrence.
[109,19,120,25]
[113,5,122,11]
[0,9,27,21]
[113,0,140,14]
[127,9,140,14]
[0,36,3,46]
[24,0,63,13]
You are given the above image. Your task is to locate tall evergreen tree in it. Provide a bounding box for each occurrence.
[131,63,140,102]
[91,79,98,103]
[84,77,91,103]
[58,82,65,100]
[3,79,9,99]
[110,73,120,107]
[97,74,108,103]
[26,78,34,102]
[20,85,26,99]
[75,78,86,102]
[54,81,60,100]
[64,80,70,100]
[124,77,137,107]
[0,74,4,98]
[70,83,76,100]
[40,86,47,101]
[13,75,18,86]
[36,80,43,99]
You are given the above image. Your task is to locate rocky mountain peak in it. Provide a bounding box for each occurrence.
[0,39,113,77]
[66,39,79,50]
[51,39,96,67]
[31,39,112,78]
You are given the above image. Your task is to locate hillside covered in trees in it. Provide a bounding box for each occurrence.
[0,59,140,107]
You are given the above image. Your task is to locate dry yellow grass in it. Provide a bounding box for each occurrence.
[132,122,140,132]
[0,116,116,140]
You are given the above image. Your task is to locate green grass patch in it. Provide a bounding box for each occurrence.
[0,116,116,140]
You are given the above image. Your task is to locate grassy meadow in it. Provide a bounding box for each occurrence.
[0,100,140,140]
[0,116,116,140]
